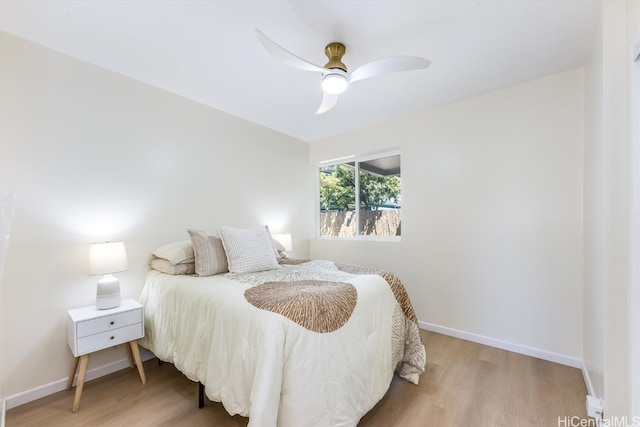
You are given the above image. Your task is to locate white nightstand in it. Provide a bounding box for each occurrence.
[66,298,146,412]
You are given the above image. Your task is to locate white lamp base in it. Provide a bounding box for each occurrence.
[96,274,121,310]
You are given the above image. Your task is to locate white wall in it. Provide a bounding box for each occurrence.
[0,32,315,399]
[583,0,640,418]
[310,68,585,364]
[630,37,640,420]
[583,3,606,402]
[625,3,640,419]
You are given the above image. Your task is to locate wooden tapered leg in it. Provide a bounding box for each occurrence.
[67,357,79,390]
[129,341,147,384]
[72,354,89,412]
[127,343,135,368]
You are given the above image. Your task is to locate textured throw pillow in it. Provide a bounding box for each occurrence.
[150,257,195,275]
[187,229,229,276]
[217,226,280,274]
[152,240,195,265]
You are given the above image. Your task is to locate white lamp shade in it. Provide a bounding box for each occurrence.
[271,233,293,252]
[89,242,128,276]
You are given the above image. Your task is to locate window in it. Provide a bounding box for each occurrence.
[318,153,401,238]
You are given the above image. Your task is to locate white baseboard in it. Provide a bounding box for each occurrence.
[1,398,6,427]
[5,348,154,411]
[420,321,583,369]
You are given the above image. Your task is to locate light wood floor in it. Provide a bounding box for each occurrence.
[7,330,588,426]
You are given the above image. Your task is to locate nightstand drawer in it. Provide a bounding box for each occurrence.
[76,309,142,338]
[76,323,143,355]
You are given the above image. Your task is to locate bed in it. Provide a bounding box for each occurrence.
[138,227,425,426]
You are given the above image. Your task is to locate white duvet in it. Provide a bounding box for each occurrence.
[139,261,425,426]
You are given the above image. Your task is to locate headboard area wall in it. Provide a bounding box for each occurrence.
[0,31,315,402]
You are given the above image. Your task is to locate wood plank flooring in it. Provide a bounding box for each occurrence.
[6,330,588,426]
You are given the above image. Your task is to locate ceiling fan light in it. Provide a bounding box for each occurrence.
[321,73,348,95]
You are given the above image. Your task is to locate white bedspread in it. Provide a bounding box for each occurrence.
[139,262,425,426]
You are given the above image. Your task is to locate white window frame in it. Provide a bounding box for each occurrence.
[316,150,401,241]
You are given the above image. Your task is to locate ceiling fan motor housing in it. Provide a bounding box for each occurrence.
[324,42,347,71]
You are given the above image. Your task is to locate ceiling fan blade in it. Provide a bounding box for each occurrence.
[315,92,339,115]
[256,29,326,74]
[349,56,431,84]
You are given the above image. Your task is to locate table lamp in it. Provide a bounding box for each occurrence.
[88,241,128,309]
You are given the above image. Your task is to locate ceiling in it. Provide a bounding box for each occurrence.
[0,0,599,143]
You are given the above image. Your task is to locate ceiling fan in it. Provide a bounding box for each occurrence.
[256,30,431,114]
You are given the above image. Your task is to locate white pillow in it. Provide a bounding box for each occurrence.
[217,226,281,274]
[187,229,229,276]
[152,240,195,265]
[272,239,287,258]
[150,257,195,275]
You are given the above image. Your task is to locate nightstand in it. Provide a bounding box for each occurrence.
[66,298,146,412]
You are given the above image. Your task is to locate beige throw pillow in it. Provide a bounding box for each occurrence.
[187,229,229,276]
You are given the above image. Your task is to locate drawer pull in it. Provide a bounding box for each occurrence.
[110,321,115,325]
[110,336,115,340]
